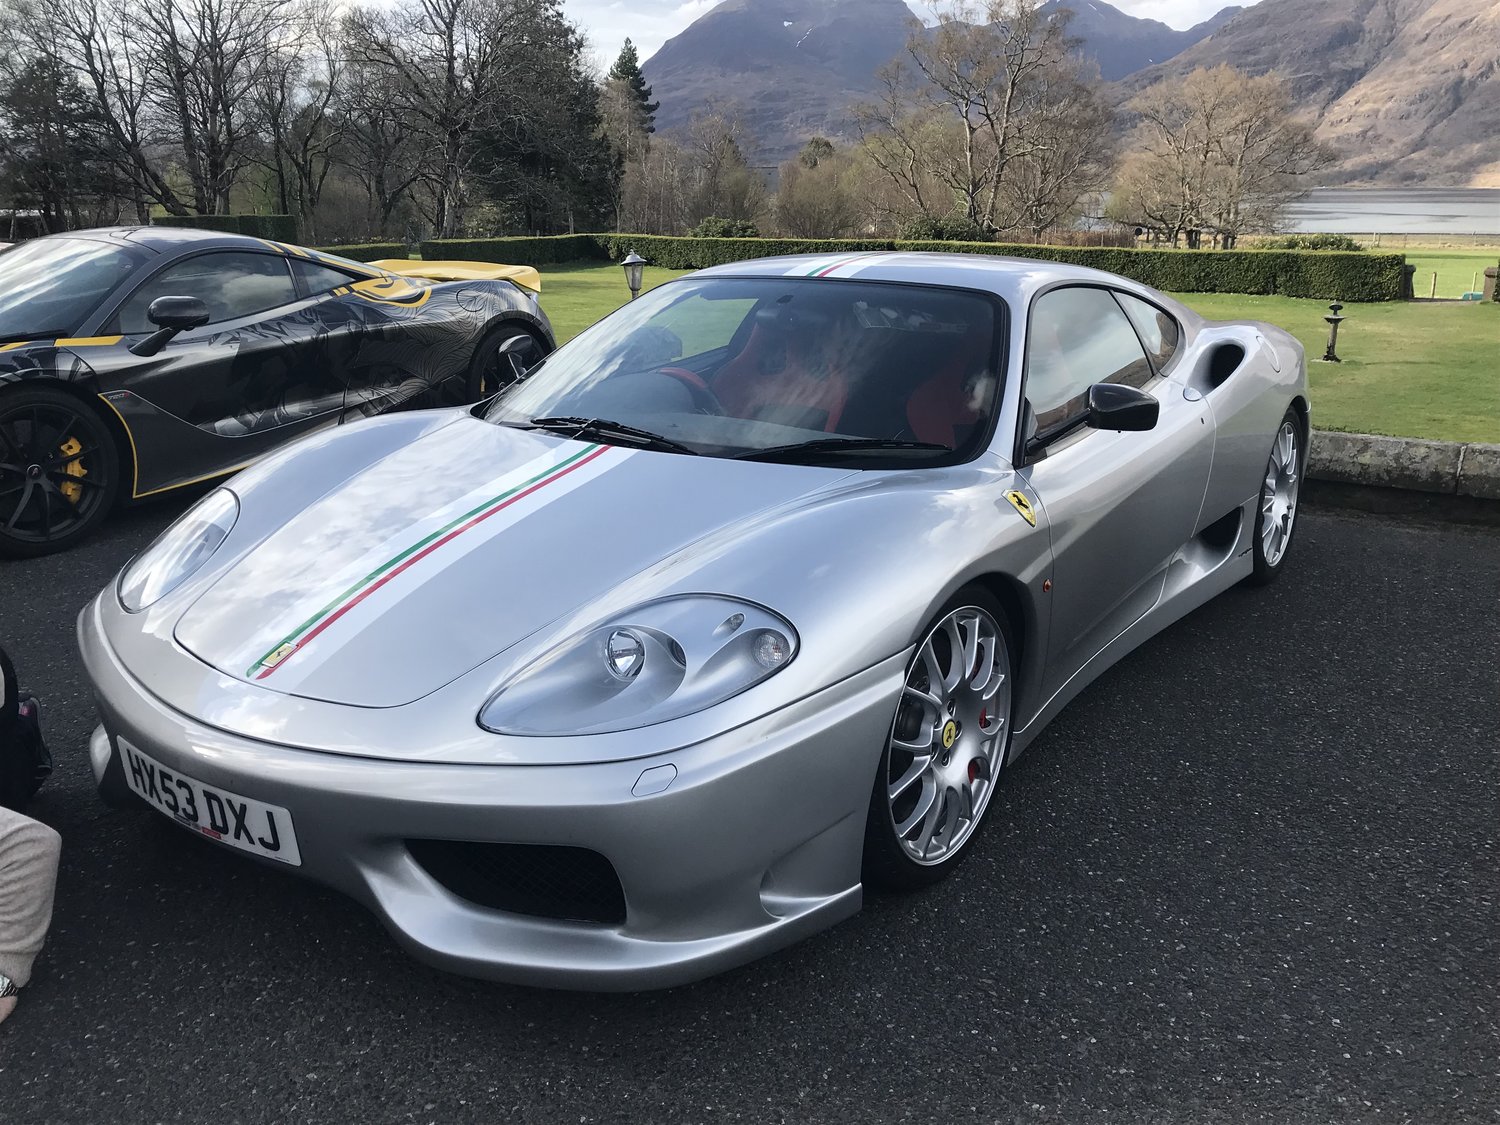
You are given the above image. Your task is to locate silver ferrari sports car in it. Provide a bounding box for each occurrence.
[79,252,1308,990]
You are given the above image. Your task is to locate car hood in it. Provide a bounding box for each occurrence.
[174,419,852,707]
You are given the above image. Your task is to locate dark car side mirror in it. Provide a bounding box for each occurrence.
[131,296,211,357]
[1086,383,1159,432]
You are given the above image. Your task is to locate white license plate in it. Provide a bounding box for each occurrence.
[118,738,301,866]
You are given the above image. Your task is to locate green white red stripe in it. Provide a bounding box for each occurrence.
[249,443,611,679]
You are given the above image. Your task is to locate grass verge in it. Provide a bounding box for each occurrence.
[537,262,1499,445]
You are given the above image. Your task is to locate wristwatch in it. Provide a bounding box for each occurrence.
[0,972,18,997]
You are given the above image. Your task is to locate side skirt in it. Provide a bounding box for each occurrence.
[1006,494,1258,765]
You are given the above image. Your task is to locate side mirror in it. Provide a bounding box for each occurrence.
[148,295,210,331]
[1086,383,1158,432]
[131,296,210,357]
[497,333,542,380]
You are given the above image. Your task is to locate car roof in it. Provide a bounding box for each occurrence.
[691,251,1172,310]
[37,225,296,257]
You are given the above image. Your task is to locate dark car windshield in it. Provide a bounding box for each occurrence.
[485,276,1002,467]
[0,237,145,341]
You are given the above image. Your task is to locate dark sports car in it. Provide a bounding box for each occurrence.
[0,227,553,556]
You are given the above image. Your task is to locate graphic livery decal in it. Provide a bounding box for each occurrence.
[249,443,618,681]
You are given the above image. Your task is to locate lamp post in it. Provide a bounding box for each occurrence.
[1322,301,1345,363]
[621,250,646,300]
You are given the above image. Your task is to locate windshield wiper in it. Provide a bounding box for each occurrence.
[736,437,951,463]
[525,416,700,456]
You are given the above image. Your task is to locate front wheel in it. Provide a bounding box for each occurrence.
[0,387,121,558]
[863,588,1015,891]
[1246,408,1304,586]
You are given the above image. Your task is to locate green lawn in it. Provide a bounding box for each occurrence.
[1404,248,1500,299]
[536,262,1499,444]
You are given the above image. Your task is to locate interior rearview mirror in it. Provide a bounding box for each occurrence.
[1086,383,1158,432]
[132,296,211,357]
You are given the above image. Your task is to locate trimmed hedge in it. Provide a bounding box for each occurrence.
[312,242,409,263]
[421,235,599,265]
[411,233,1408,301]
[149,213,300,243]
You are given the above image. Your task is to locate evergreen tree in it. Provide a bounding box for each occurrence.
[606,38,658,135]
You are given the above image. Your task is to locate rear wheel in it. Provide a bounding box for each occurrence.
[863,587,1015,891]
[1246,408,1304,586]
[0,386,121,558]
[466,324,543,401]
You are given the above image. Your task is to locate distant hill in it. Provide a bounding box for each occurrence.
[1116,0,1500,186]
[643,0,1239,163]
[1042,1,1242,81]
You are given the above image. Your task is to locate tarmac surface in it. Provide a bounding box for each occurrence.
[0,497,1495,1124]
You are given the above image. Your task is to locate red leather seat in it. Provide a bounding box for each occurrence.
[714,322,849,433]
[904,339,991,447]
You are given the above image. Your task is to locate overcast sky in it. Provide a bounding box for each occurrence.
[569,0,1262,71]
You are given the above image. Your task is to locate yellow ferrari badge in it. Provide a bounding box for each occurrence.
[261,641,297,670]
[1004,490,1036,527]
[941,720,958,750]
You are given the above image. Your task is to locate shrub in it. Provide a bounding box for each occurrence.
[420,235,601,265]
[313,242,409,263]
[236,214,300,243]
[1254,233,1364,252]
[899,215,987,242]
[689,217,761,238]
[150,214,243,235]
[408,234,1407,300]
[149,213,301,243]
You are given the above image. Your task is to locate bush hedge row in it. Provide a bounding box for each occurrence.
[416,233,1408,301]
[150,213,300,243]
[312,242,408,263]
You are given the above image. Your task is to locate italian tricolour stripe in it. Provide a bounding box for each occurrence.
[248,442,618,682]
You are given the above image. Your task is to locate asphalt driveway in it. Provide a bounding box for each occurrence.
[0,498,1495,1124]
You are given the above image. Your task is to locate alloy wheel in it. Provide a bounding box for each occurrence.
[883,605,1011,865]
[0,401,112,545]
[1260,420,1300,567]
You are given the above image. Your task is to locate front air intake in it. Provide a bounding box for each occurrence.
[407,839,627,925]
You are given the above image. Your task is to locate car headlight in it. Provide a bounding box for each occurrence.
[117,488,239,612]
[479,596,798,736]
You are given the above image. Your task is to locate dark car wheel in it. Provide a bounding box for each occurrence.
[466,324,544,401]
[0,386,122,558]
[863,586,1015,891]
[1245,406,1304,586]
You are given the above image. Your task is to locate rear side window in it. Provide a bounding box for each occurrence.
[114,252,298,333]
[1026,286,1153,434]
[292,259,362,296]
[1115,291,1180,374]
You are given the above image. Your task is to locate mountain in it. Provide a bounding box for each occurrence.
[643,0,1238,163]
[1116,0,1500,186]
[1041,1,1244,80]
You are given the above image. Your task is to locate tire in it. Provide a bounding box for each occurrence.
[0,386,122,558]
[466,324,544,401]
[863,586,1016,891]
[1245,407,1305,587]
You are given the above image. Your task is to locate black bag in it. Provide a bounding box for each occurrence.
[0,644,52,811]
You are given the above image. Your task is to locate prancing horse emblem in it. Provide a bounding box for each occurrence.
[1005,490,1036,527]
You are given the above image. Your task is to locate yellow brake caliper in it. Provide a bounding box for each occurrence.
[57,436,87,504]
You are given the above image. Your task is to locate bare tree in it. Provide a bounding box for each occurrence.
[853,0,1109,238]
[774,138,864,238]
[345,0,564,237]
[258,0,343,238]
[1109,65,1333,248]
[133,0,295,213]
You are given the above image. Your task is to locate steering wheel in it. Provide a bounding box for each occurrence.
[659,366,724,414]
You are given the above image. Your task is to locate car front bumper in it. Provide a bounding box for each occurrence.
[79,597,905,991]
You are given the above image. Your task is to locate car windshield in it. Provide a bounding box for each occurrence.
[0,237,145,342]
[485,276,1002,466]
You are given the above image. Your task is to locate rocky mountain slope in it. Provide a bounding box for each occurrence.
[1118,0,1500,186]
[643,0,1239,162]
